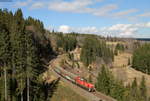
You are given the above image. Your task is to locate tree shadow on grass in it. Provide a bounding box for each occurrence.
[43,77,60,101]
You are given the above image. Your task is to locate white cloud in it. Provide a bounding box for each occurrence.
[56,22,150,37]
[93,4,118,16]
[48,0,96,13]
[58,25,71,33]
[48,0,117,16]
[135,22,150,28]
[107,22,150,37]
[47,0,140,18]
[76,26,99,34]
[109,24,138,36]
[30,2,45,9]
[146,22,150,27]
[113,9,138,17]
[139,12,150,17]
[13,0,143,20]
[14,0,32,7]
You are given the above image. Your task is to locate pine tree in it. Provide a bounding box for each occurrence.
[0,27,10,101]
[95,65,113,95]
[130,78,139,101]
[25,31,40,101]
[11,9,26,101]
[14,8,25,32]
[139,76,147,101]
[9,15,21,101]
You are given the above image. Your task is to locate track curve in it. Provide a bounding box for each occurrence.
[49,56,117,101]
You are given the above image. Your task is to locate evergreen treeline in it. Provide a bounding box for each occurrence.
[132,43,150,74]
[80,37,114,66]
[95,66,149,101]
[56,33,77,52]
[0,9,57,101]
[26,16,45,33]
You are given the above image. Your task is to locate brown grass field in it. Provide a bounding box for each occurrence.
[111,52,150,94]
[113,52,132,68]
[51,82,88,101]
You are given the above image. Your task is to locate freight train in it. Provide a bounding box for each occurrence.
[54,68,95,92]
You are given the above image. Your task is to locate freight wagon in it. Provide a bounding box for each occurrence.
[54,67,95,92]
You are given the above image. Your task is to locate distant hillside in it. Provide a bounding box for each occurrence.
[136,38,150,41]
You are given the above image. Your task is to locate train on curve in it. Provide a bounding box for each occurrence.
[54,68,95,92]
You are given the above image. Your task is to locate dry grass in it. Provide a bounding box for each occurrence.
[43,71,57,83]
[113,52,132,68]
[50,81,88,101]
[106,41,125,46]
[111,66,150,94]
[126,67,150,87]
[111,52,150,94]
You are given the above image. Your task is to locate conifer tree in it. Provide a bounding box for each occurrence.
[0,27,10,101]
[130,78,139,101]
[25,31,40,101]
[9,14,21,101]
[95,65,113,95]
[0,8,57,101]
[11,8,26,101]
[139,76,147,101]
[14,9,25,32]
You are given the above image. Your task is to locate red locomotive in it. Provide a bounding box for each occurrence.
[75,76,95,92]
[54,68,95,92]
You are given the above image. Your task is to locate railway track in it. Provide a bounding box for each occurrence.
[48,56,117,101]
[51,67,117,101]
[51,68,100,101]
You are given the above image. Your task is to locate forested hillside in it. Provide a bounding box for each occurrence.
[80,36,114,66]
[132,43,150,74]
[0,9,56,101]
[0,8,150,101]
[95,66,149,101]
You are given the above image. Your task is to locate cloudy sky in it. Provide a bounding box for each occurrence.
[1,0,150,38]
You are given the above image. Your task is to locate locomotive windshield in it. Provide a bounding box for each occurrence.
[80,78,84,81]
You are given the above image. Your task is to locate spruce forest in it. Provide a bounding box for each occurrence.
[0,9,56,101]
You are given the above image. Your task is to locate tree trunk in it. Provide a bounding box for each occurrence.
[4,66,7,101]
[21,79,23,101]
[12,55,16,79]
[12,59,16,101]
[21,91,23,101]
[27,77,29,101]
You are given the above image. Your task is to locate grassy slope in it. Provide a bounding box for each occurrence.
[113,52,132,68]
[111,52,150,95]
[51,82,88,101]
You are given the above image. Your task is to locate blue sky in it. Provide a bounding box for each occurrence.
[0,0,150,38]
